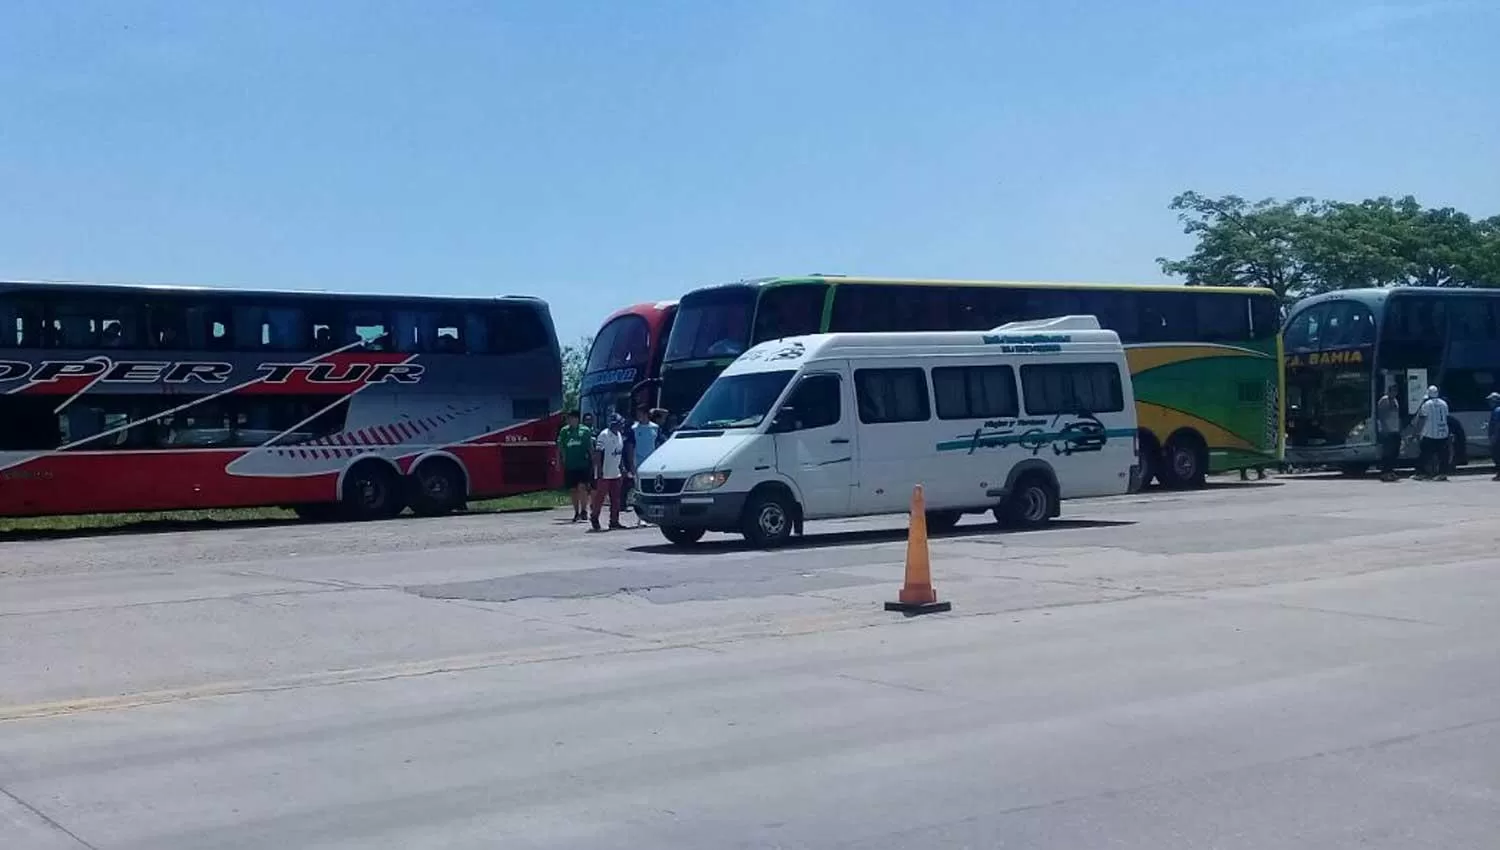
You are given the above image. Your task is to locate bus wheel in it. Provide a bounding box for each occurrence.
[996,475,1056,529]
[1136,430,1161,489]
[342,463,403,521]
[411,459,466,517]
[925,510,963,534]
[742,488,795,548]
[1160,435,1207,489]
[660,526,705,546]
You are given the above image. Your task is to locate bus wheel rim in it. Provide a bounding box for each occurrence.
[1172,448,1196,478]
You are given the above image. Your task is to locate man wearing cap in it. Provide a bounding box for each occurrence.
[589,413,629,531]
[1487,391,1500,480]
[1409,385,1451,481]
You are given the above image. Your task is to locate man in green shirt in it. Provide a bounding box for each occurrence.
[558,410,596,522]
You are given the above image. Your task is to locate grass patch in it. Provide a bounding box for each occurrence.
[0,490,572,541]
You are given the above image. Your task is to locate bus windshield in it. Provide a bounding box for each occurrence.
[585,314,649,374]
[680,370,795,430]
[1287,362,1372,447]
[666,287,754,362]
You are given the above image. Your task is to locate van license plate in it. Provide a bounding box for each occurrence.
[643,505,665,520]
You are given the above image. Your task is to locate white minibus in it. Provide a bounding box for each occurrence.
[635,316,1139,547]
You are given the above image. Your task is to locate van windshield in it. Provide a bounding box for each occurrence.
[680,370,795,430]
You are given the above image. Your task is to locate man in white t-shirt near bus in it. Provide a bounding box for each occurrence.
[590,413,628,531]
[1410,385,1451,481]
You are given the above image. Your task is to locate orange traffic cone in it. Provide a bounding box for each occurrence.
[885,484,952,615]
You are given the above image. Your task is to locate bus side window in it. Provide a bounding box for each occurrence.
[752,284,827,344]
[346,308,392,351]
[487,305,548,355]
[1249,296,1281,340]
[465,314,489,353]
[186,305,232,350]
[2,300,47,348]
[233,305,305,351]
[831,284,899,332]
[435,315,465,353]
[147,301,190,350]
[1194,294,1249,343]
[1137,293,1193,343]
[1079,291,1139,341]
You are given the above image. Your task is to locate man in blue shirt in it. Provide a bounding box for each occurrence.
[1487,391,1500,481]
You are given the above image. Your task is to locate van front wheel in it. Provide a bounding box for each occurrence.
[742,491,795,548]
[660,526,705,547]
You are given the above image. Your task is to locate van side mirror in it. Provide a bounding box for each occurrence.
[770,406,796,433]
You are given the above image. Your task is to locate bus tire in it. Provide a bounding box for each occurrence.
[1136,429,1161,489]
[660,526,705,547]
[925,510,963,534]
[341,462,404,521]
[410,458,467,517]
[742,487,796,548]
[996,474,1057,529]
[1160,432,1208,489]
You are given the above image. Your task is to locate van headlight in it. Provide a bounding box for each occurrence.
[683,471,731,492]
[1347,421,1369,442]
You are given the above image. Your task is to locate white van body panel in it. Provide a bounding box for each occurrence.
[635,316,1138,537]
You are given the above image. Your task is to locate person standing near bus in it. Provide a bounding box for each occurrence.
[629,407,661,525]
[590,413,628,531]
[1376,383,1404,482]
[558,410,595,522]
[650,408,671,448]
[1487,391,1500,480]
[1410,385,1451,481]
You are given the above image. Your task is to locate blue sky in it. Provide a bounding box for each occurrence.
[2,0,1496,344]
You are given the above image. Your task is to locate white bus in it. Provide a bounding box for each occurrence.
[635,316,1140,547]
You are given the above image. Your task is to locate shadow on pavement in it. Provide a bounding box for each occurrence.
[628,518,1135,555]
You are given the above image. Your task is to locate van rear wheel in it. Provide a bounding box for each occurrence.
[996,476,1056,529]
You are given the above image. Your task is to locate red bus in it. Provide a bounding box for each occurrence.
[0,281,563,520]
[580,300,677,422]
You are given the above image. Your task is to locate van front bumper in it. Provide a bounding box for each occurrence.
[633,491,748,532]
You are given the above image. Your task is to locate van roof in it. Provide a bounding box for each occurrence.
[723,315,1124,375]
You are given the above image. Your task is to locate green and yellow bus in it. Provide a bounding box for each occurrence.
[659,276,1283,488]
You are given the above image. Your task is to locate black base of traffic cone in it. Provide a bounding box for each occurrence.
[884,600,952,616]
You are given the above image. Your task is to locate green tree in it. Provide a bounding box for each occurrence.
[1156,192,1321,299]
[1160,191,1500,298]
[561,335,592,412]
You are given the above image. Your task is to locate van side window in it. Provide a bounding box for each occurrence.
[779,374,841,431]
[1021,363,1124,415]
[854,368,930,424]
[932,365,1018,420]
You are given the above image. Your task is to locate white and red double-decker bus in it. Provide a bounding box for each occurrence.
[579,300,677,422]
[0,281,563,520]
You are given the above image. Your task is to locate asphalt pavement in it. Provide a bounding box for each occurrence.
[3,472,1499,849]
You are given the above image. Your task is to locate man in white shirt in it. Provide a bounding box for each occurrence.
[589,413,628,531]
[1410,385,1451,481]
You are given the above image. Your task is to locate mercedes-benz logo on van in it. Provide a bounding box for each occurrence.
[654,474,665,493]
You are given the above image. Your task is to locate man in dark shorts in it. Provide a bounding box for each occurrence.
[557,410,595,522]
